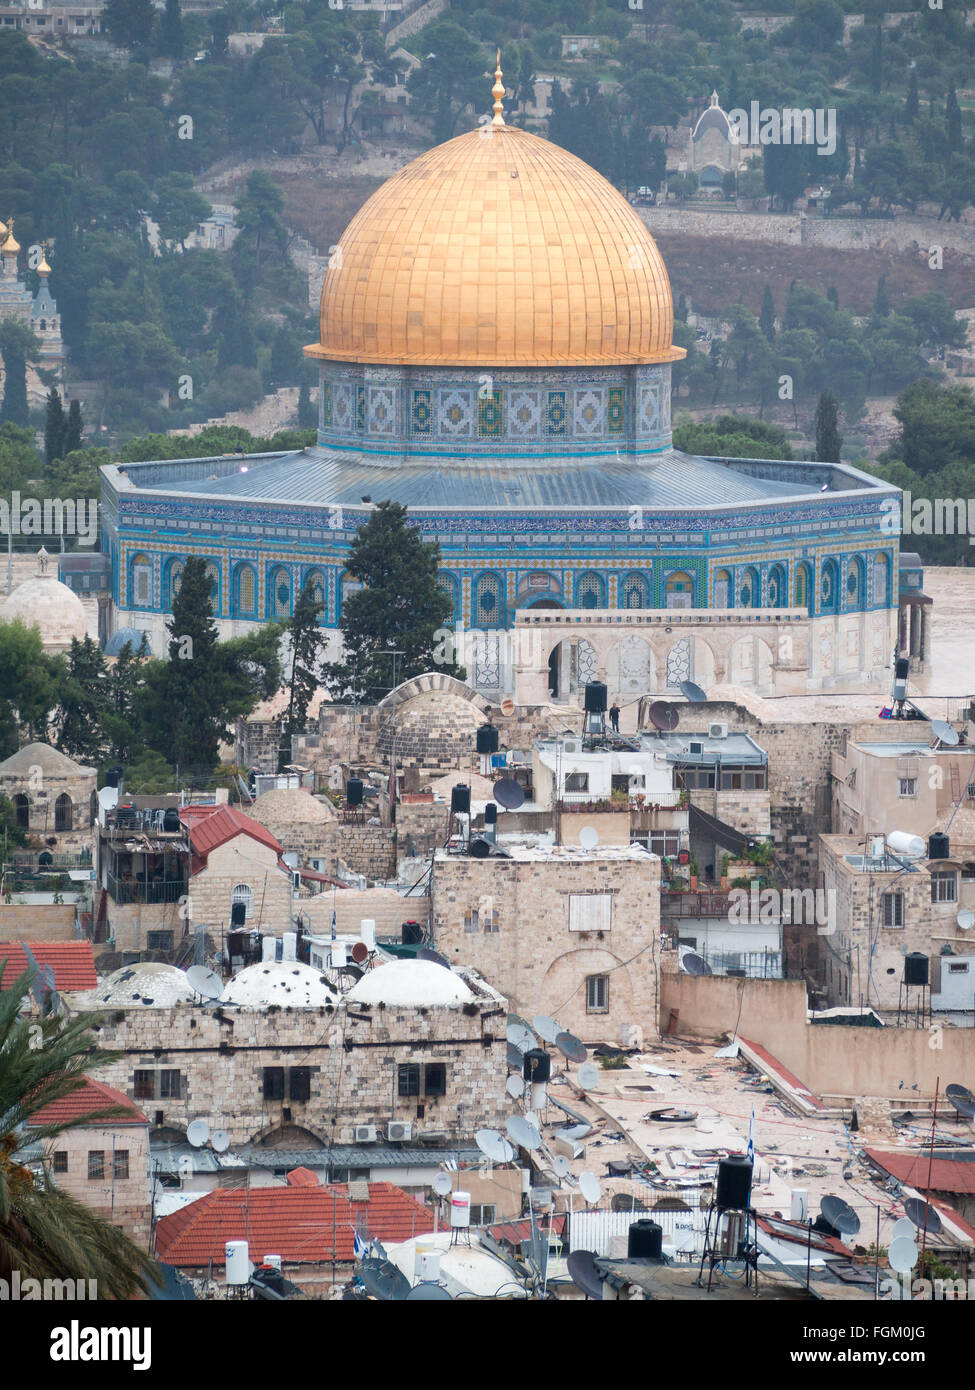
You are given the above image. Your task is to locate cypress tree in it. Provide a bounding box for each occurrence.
[815,390,842,463]
[759,285,776,343]
[63,399,84,454]
[906,67,918,123]
[44,386,67,464]
[874,275,890,317]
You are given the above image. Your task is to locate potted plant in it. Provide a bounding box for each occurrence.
[721,854,730,890]
[689,857,699,891]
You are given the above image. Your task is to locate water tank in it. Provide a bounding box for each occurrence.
[261,935,276,962]
[584,680,608,714]
[401,920,424,946]
[225,1240,250,1285]
[485,802,498,825]
[346,777,364,807]
[414,1239,437,1280]
[476,724,499,754]
[904,952,929,986]
[928,832,950,860]
[418,1251,441,1283]
[450,1191,471,1228]
[163,808,181,832]
[330,941,348,968]
[282,932,297,962]
[887,831,925,858]
[360,918,376,950]
[790,1189,808,1223]
[105,767,122,789]
[451,784,471,815]
[522,1048,551,1083]
[627,1219,663,1259]
[716,1155,753,1210]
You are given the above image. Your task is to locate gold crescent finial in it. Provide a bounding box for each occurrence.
[491,49,505,127]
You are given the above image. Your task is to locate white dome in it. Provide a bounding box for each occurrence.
[0,552,87,651]
[346,959,474,1008]
[93,963,198,1007]
[220,960,338,1008]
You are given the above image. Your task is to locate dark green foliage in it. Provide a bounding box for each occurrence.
[814,390,843,462]
[673,414,794,461]
[280,576,325,769]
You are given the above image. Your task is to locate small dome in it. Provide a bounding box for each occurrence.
[92,963,198,1007]
[0,741,91,778]
[221,960,338,1008]
[104,627,147,657]
[346,959,474,1008]
[0,551,87,651]
[251,788,337,825]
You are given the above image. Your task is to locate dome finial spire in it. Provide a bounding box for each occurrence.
[491,49,505,127]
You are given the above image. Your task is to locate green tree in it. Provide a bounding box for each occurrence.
[324,501,462,701]
[63,400,84,456]
[297,381,316,429]
[0,793,28,850]
[44,387,67,465]
[946,84,962,153]
[0,319,41,428]
[152,173,211,249]
[0,620,61,754]
[906,66,919,123]
[673,414,794,461]
[874,275,890,318]
[102,0,154,51]
[160,0,185,61]
[279,576,324,769]
[55,636,110,765]
[0,970,158,1297]
[884,379,975,478]
[759,284,776,343]
[406,22,487,143]
[814,390,842,462]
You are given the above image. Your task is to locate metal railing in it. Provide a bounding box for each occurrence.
[105,873,187,905]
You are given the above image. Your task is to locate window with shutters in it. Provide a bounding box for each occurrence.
[53,1151,68,1174]
[881,892,904,928]
[263,1067,285,1100]
[424,1063,447,1097]
[569,894,612,932]
[289,1067,312,1102]
[931,872,957,903]
[564,772,589,793]
[586,975,609,1012]
[397,1063,420,1098]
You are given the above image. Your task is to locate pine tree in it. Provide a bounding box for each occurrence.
[826,286,839,310]
[814,391,842,463]
[44,387,67,465]
[55,637,110,765]
[0,320,40,428]
[159,556,223,772]
[297,382,316,429]
[759,285,776,343]
[869,24,883,93]
[946,85,962,153]
[160,0,184,60]
[676,294,689,323]
[279,577,324,769]
[63,399,84,454]
[906,67,919,123]
[874,274,890,317]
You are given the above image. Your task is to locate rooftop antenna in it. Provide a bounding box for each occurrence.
[945,1083,975,1120]
[930,719,959,749]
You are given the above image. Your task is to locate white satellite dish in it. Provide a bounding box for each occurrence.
[97,786,119,810]
[532,1015,561,1043]
[888,1236,918,1274]
[282,852,299,868]
[930,719,959,747]
[211,1130,231,1153]
[957,909,975,931]
[476,1129,515,1165]
[507,1115,542,1152]
[577,1063,600,1091]
[578,826,599,851]
[186,1119,210,1148]
[506,1075,525,1100]
[891,1217,916,1243]
[552,1155,571,1178]
[185,965,222,1000]
[433,1172,452,1197]
[579,1172,602,1205]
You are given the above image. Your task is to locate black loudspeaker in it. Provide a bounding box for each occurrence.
[628,1220,663,1259]
[904,952,929,986]
[522,1048,551,1083]
[584,680,608,714]
[485,803,498,825]
[451,784,471,815]
[346,778,364,807]
[105,768,122,789]
[895,657,910,680]
[928,832,950,860]
[401,920,423,946]
[230,900,247,927]
[476,724,499,754]
[163,808,181,832]
[716,1155,753,1210]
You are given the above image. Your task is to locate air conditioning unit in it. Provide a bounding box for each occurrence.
[689,740,704,755]
[354,1124,378,1144]
[562,739,580,754]
[708,722,728,739]
[388,1121,413,1142]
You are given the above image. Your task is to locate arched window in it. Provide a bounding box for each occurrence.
[302,568,327,623]
[473,572,505,629]
[620,572,649,608]
[766,563,787,609]
[713,568,732,608]
[846,556,864,610]
[575,571,604,609]
[14,793,29,829]
[204,562,220,613]
[39,318,46,331]
[874,553,890,606]
[164,558,184,608]
[54,793,72,832]
[820,558,839,614]
[231,884,254,920]
[130,552,151,609]
[794,562,812,611]
[665,570,694,610]
[234,564,256,616]
[339,572,363,618]
[269,566,292,620]
[739,566,759,609]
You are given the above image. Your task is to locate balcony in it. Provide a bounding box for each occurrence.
[660,889,735,920]
[105,873,187,905]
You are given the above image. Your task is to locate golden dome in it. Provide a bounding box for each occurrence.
[2,219,19,255]
[306,124,682,368]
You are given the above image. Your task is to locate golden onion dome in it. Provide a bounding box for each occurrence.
[2,219,19,256]
[37,246,52,276]
[306,117,682,368]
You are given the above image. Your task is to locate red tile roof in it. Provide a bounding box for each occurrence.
[286,1167,320,1187]
[0,940,97,992]
[156,1183,436,1267]
[864,1148,975,1197]
[489,1216,566,1247]
[185,806,282,861]
[28,1078,147,1128]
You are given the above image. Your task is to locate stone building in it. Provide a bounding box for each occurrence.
[27,1078,151,1251]
[685,92,746,189]
[431,845,661,1044]
[830,723,974,840]
[0,552,89,654]
[248,786,338,860]
[0,742,97,850]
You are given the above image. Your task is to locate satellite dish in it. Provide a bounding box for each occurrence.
[931,719,959,747]
[556,1031,587,1064]
[945,1082,975,1118]
[357,1259,411,1302]
[578,826,599,851]
[433,1172,452,1197]
[566,1249,604,1300]
[820,1194,860,1237]
[476,1129,515,1164]
[904,1198,942,1236]
[532,1015,561,1043]
[211,1130,231,1153]
[680,952,712,977]
[891,1218,916,1243]
[468,838,492,858]
[507,1024,536,1054]
[493,778,525,810]
[506,1074,525,1100]
[577,1063,600,1091]
[97,786,119,810]
[351,941,369,964]
[405,1282,452,1300]
[648,700,679,732]
[500,698,515,716]
[507,1042,525,1068]
[552,1155,571,1178]
[579,1172,602,1205]
[506,1115,542,1152]
[185,965,223,1001]
[888,1236,918,1274]
[416,947,451,969]
[680,680,708,704]
[507,1014,536,1045]
[186,1119,210,1148]
[956,910,975,931]
[282,852,299,869]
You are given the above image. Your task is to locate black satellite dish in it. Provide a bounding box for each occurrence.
[416,947,452,969]
[556,1031,588,1063]
[680,680,708,703]
[648,700,679,732]
[904,1198,942,1237]
[945,1083,975,1119]
[507,1041,525,1068]
[357,1259,411,1302]
[820,1194,861,1237]
[566,1250,604,1300]
[404,1282,452,1301]
[338,965,365,985]
[493,778,525,810]
[468,837,492,858]
[681,952,712,977]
